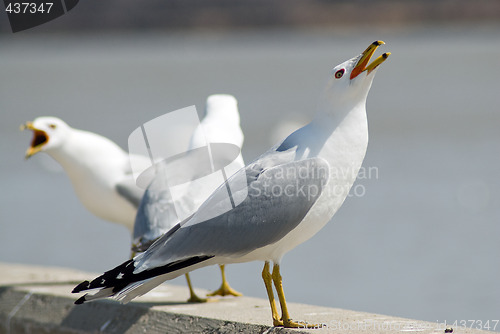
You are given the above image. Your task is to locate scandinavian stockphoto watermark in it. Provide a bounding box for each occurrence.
[249,163,378,202]
[128,105,247,222]
[127,105,378,221]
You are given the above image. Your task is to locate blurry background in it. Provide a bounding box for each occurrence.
[1,0,499,330]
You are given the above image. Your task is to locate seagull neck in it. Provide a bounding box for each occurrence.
[307,102,368,164]
[45,131,83,171]
[204,109,240,125]
[311,101,366,134]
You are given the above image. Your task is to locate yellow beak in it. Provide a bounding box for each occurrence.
[20,121,34,131]
[25,145,44,159]
[21,121,49,159]
[350,41,390,80]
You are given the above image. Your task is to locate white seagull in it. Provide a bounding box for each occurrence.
[133,94,245,302]
[72,41,390,328]
[21,117,147,231]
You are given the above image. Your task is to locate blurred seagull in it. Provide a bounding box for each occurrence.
[72,41,390,328]
[21,116,147,230]
[133,94,245,302]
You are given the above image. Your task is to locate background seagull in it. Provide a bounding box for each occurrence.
[21,116,147,230]
[133,94,245,302]
[72,41,390,328]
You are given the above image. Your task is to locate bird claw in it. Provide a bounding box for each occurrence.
[186,294,208,303]
[207,283,243,297]
[282,319,325,329]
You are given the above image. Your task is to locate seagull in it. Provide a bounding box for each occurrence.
[133,94,245,302]
[21,117,147,231]
[72,41,390,328]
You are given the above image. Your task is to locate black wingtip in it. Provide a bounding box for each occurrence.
[74,295,86,305]
[72,280,90,293]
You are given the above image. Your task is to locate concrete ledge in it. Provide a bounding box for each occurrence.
[0,262,487,334]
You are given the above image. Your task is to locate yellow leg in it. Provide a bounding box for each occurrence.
[185,273,208,303]
[207,264,243,297]
[272,264,322,329]
[262,261,284,326]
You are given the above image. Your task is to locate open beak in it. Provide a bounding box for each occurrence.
[20,121,49,159]
[350,40,391,80]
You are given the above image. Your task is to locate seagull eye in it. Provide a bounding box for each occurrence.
[49,124,57,129]
[335,69,345,79]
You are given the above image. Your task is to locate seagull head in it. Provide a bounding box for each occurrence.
[205,94,240,122]
[320,41,390,113]
[206,94,238,112]
[21,116,71,159]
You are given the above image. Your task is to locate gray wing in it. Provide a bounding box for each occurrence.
[115,179,145,209]
[136,147,329,268]
[132,144,244,252]
[132,172,180,252]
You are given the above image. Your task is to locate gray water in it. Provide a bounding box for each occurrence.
[1,24,499,330]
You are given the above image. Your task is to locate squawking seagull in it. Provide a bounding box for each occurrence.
[133,94,245,302]
[21,117,147,230]
[72,41,390,328]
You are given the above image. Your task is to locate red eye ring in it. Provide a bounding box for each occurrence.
[335,69,345,79]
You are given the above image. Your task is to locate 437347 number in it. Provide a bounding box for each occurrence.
[5,2,53,14]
